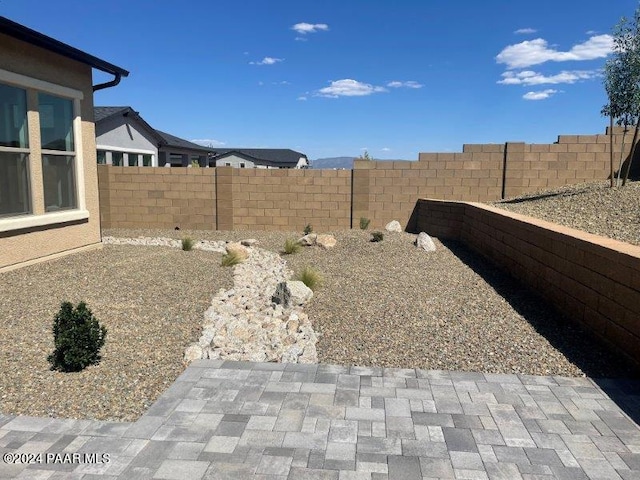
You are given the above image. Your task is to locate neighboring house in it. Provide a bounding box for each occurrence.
[0,16,128,271]
[209,148,309,169]
[94,106,212,167]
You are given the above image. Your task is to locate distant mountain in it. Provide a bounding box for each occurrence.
[310,157,355,169]
[310,156,414,169]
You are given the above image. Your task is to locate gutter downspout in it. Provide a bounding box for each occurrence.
[93,71,123,92]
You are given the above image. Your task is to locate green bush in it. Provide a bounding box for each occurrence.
[283,238,301,255]
[181,236,194,251]
[295,266,323,291]
[371,231,384,242]
[221,250,243,267]
[303,224,313,235]
[48,302,107,373]
[359,217,371,230]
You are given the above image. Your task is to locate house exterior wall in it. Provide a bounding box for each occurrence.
[215,154,256,168]
[0,33,102,272]
[96,115,158,163]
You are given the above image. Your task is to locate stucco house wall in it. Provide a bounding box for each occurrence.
[95,114,158,166]
[0,32,101,271]
[215,154,256,168]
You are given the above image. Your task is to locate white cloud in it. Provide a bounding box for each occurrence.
[496,34,613,69]
[387,80,423,89]
[381,147,391,152]
[292,23,329,35]
[316,79,387,98]
[498,69,600,85]
[522,89,558,100]
[515,28,537,34]
[297,96,308,101]
[250,57,284,65]
[191,139,226,147]
[295,36,307,42]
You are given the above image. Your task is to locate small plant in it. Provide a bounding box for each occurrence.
[48,302,107,373]
[283,238,301,255]
[359,217,371,230]
[303,224,313,235]
[371,231,384,242]
[221,250,243,267]
[295,266,323,291]
[181,236,194,251]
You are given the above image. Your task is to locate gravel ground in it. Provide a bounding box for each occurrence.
[493,180,640,246]
[0,246,232,421]
[108,228,638,379]
[2,226,635,422]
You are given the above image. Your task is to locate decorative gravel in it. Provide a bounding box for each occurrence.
[0,246,232,421]
[1,225,635,422]
[493,180,640,246]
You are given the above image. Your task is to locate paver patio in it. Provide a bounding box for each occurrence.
[1,360,640,479]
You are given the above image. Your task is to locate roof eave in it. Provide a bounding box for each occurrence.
[1,16,129,89]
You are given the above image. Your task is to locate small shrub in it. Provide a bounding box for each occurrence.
[295,266,323,291]
[48,302,107,373]
[221,250,243,267]
[303,224,313,235]
[283,238,301,255]
[359,217,371,230]
[371,231,384,242]
[181,236,194,251]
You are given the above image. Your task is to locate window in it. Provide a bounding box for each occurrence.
[96,150,107,164]
[112,151,123,166]
[128,153,138,166]
[142,154,152,167]
[240,163,245,168]
[39,93,77,212]
[0,69,87,233]
[225,162,231,167]
[0,83,30,217]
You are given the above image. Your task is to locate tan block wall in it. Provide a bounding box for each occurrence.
[223,167,351,231]
[96,126,635,235]
[0,34,101,271]
[98,166,216,230]
[414,198,640,368]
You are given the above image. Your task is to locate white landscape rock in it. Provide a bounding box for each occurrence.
[385,220,402,232]
[316,234,337,249]
[272,281,313,307]
[298,233,317,246]
[240,238,259,247]
[416,232,436,252]
[102,236,319,365]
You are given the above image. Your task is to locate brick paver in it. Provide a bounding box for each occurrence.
[1,360,640,479]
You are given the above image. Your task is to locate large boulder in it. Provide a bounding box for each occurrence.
[226,242,249,260]
[416,232,436,252]
[272,281,313,307]
[316,234,336,249]
[385,220,402,232]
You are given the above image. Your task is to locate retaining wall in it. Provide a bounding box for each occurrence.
[414,198,640,368]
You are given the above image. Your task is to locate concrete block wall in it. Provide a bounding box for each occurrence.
[353,127,634,230]
[98,126,636,233]
[98,165,216,230]
[414,198,640,368]
[218,167,351,231]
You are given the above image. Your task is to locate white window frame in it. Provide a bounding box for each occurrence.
[96,145,156,167]
[0,68,88,233]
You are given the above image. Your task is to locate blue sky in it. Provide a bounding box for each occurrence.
[2,0,638,159]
